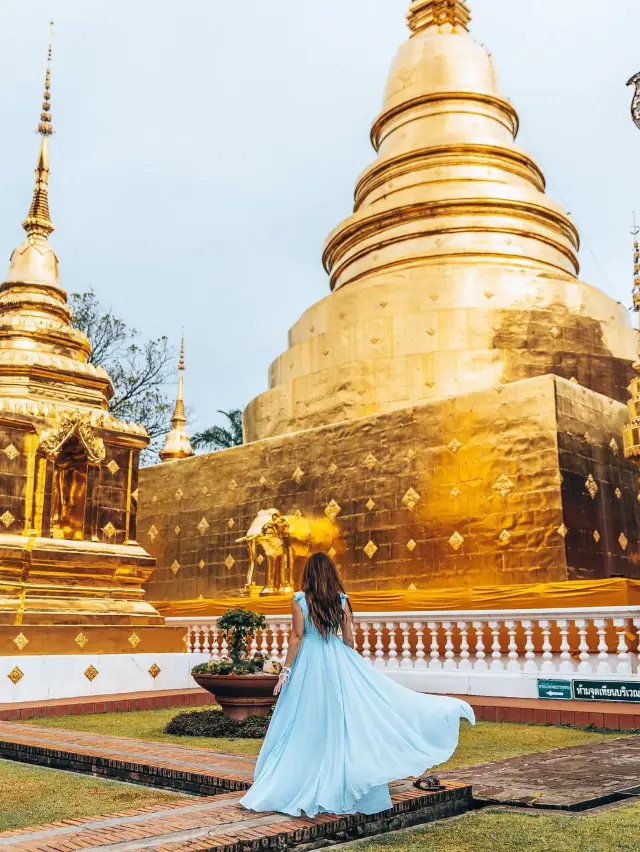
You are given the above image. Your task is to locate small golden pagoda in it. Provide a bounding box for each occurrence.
[159,336,194,463]
[0,28,180,655]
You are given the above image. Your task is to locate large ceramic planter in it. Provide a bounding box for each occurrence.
[193,673,279,720]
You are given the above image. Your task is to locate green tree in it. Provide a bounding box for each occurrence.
[70,291,175,461]
[192,409,243,451]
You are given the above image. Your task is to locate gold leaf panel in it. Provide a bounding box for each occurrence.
[406,539,417,552]
[225,555,236,570]
[328,547,337,559]
[148,525,158,541]
[593,530,601,543]
[175,488,184,500]
[103,522,116,538]
[447,439,462,455]
[13,633,29,651]
[174,525,181,535]
[363,540,378,559]
[84,665,99,682]
[107,459,120,476]
[292,467,304,485]
[198,559,206,570]
[615,488,622,500]
[364,453,378,470]
[557,523,568,539]
[4,444,19,461]
[619,532,629,551]
[75,632,88,649]
[449,531,464,551]
[0,511,15,528]
[402,487,421,510]
[170,560,180,575]
[366,498,376,511]
[227,518,235,530]
[8,666,23,684]
[324,500,341,521]
[128,633,141,649]
[585,475,598,500]
[609,438,619,456]
[498,529,512,546]
[149,663,161,679]
[328,463,338,475]
[493,475,515,498]
[197,517,210,535]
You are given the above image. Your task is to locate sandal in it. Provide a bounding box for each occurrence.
[413,774,444,792]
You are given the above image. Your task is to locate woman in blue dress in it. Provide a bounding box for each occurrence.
[240,552,474,818]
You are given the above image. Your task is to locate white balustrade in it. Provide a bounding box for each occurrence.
[167,605,640,699]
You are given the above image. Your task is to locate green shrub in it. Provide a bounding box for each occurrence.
[191,608,270,677]
[165,708,270,739]
[192,654,266,676]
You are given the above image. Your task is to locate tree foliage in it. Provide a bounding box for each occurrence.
[192,409,243,451]
[70,291,175,462]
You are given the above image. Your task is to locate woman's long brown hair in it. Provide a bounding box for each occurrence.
[301,552,351,638]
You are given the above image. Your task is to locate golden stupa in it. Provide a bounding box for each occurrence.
[244,0,635,440]
[159,336,194,463]
[141,0,640,611]
[0,28,181,655]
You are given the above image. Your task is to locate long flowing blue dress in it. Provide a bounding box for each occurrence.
[239,592,475,817]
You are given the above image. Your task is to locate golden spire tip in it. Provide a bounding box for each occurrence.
[408,0,471,34]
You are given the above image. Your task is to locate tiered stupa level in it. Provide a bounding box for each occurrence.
[244,0,635,441]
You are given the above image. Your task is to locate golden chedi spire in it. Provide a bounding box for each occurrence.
[244,0,635,441]
[407,0,471,34]
[160,334,195,462]
[623,217,640,459]
[0,21,114,412]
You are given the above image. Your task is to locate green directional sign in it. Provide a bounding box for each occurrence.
[537,679,572,700]
[572,680,640,704]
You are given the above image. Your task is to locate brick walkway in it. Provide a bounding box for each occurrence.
[441,735,640,810]
[0,784,470,851]
[2,689,639,731]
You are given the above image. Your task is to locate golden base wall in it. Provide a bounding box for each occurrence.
[0,624,185,657]
[139,375,640,602]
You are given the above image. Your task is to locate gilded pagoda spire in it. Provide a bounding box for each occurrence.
[160,335,195,462]
[408,0,471,33]
[22,21,55,240]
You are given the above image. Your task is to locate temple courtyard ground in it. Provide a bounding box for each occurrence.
[0,709,637,850]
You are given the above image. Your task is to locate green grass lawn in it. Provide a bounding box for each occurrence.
[357,803,640,852]
[26,708,620,767]
[0,758,182,833]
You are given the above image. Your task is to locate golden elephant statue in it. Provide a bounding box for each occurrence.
[236,508,337,596]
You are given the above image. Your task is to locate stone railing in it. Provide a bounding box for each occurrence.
[166,606,640,699]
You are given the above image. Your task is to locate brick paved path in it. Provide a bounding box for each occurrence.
[0,784,470,851]
[0,722,255,794]
[441,735,640,810]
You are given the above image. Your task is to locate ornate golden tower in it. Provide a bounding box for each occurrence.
[160,335,194,462]
[245,0,635,441]
[0,27,181,654]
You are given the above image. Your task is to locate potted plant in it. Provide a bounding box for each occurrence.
[191,608,282,720]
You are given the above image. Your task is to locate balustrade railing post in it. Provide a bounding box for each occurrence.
[613,618,632,675]
[575,618,592,674]
[399,622,413,670]
[359,622,372,664]
[488,621,504,672]
[594,618,612,674]
[427,622,442,671]
[442,621,456,671]
[413,621,427,670]
[457,621,471,672]
[373,623,386,670]
[472,621,488,672]
[556,619,574,674]
[505,620,520,673]
[538,620,554,673]
[521,620,537,673]
[386,622,399,670]
[279,622,290,663]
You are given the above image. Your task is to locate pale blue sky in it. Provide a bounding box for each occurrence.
[0,0,639,435]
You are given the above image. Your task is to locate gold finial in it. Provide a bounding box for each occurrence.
[159,333,195,462]
[407,0,471,34]
[22,21,55,239]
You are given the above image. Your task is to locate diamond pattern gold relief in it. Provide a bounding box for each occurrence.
[364,453,378,470]
[197,517,209,535]
[202,486,209,495]
[493,475,515,499]
[149,663,161,679]
[128,633,141,649]
[450,487,461,498]
[363,540,378,559]
[3,444,19,461]
[257,554,264,565]
[324,500,341,521]
[609,438,620,456]
[447,439,462,455]
[174,525,181,535]
[84,665,99,682]
[259,476,267,486]
[170,560,180,575]
[328,547,337,560]
[593,530,601,543]
[557,523,568,539]
[498,530,512,546]
[406,539,417,553]
[175,488,184,500]
[585,475,598,500]
[294,509,303,517]
[228,479,238,491]
[75,632,88,649]
[131,488,139,502]
[292,467,304,485]
[103,522,116,538]
[0,510,15,528]
[615,488,622,500]
[227,518,235,530]
[402,488,421,511]
[13,633,29,651]
[619,532,629,551]
[406,448,416,460]
[198,559,205,570]
[8,666,23,685]
[107,459,120,476]
[366,498,376,511]
[449,531,464,551]
[328,463,338,475]
[148,525,158,541]
[225,554,235,570]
